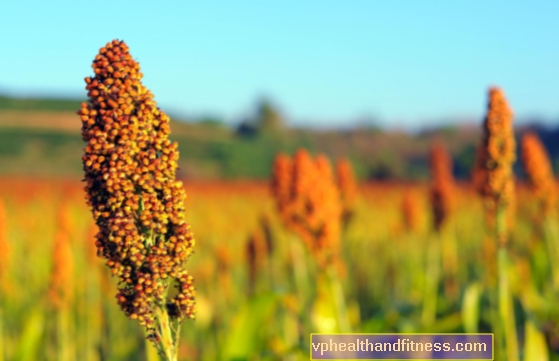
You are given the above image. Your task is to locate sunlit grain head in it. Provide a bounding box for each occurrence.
[79,39,195,333]
[428,141,454,231]
[521,132,557,216]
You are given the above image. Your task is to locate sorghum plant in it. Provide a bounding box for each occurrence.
[521,132,559,288]
[335,158,358,229]
[521,132,557,217]
[271,150,342,268]
[473,87,518,361]
[428,141,454,232]
[423,141,458,323]
[78,39,195,361]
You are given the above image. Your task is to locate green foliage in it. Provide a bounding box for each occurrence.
[0,95,84,112]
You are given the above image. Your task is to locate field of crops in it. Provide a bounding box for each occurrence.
[0,173,558,360]
[1,38,558,361]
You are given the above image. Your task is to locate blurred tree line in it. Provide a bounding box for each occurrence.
[0,93,558,181]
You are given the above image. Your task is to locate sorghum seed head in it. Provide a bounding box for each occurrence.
[336,158,358,227]
[521,132,557,216]
[270,149,342,268]
[473,87,516,237]
[429,141,454,231]
[80,40,196,332]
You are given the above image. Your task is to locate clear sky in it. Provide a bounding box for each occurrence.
[1,0,558,129]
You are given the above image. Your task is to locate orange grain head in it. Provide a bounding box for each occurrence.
[429,141,455,231]
[521,132,557,216]
[270,149,342,269]
[80,39,196,330]
[473,87,516,237]
[336,158,359,226]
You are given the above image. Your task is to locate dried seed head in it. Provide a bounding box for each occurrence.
[429,141,454,231]
[401,188,421,233]
[79,39,195,331]
[259,214,274,257]
[270,149,342,268]
[473,87,516,239]
[245,229,266,295]
[521,132,557,216]
[271,153,292,222]
[336,158,358,227]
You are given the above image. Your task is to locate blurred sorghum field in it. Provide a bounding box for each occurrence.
[0,174,558,360]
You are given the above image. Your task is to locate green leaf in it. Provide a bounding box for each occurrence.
[524,319,549,361]
[223,293,278,361]
[462,282,481,333]
[311,274,339,333]
[14,307,44,361]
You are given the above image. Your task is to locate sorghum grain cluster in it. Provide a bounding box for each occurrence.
[429,141,455,231]
[521,132,557,216]
[78,40,195,335]
[271,149,341,267]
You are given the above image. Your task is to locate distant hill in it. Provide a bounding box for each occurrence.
[0,94,85,112]
[0,94,557,180]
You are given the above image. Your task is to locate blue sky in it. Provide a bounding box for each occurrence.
[1,0,558,129]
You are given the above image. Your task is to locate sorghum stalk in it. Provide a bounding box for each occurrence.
[336,158,359,230]
[401,189,421,234]
[474,87,518,361]
[245,221,273,296]
[421,232,441,327]
[271,150,349,331]
[428,141,459,300]
[0,306,3,361]
[521,132,559,288]
[78,39,195,361]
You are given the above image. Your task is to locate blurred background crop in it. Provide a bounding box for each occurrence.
[1,1,559,360]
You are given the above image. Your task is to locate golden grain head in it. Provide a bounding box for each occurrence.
[429,141,454,230]
[336,158,359,217]
[80,39,195,329]
[270,149,342,268]
[521,132,557,214]
[401,189,421,233]
[475,87,516,211]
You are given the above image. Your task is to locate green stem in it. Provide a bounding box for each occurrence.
[290,238,310,305]
[422,232,441,327]
[496,204,519,361]
[144,329,161,361]
[326,265,351,333]
[543,216,559,290]
[441,224,460,301]
[153,303,178,361]
[57,309,70,361]
[0,305,4,361]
